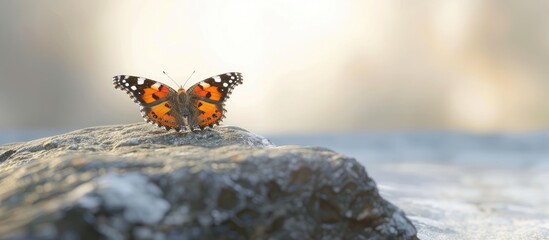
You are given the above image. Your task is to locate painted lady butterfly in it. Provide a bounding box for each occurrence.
[113,72,243,131]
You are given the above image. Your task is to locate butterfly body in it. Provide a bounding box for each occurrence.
[113,72,243,131]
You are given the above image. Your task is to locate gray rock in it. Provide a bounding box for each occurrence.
[0,123,417,240]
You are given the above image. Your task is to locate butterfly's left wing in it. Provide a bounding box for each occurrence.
[187,72,243,128]
[113,75,184,131]
[113,75,176,105]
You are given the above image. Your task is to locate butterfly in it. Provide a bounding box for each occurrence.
[113,72,243,131]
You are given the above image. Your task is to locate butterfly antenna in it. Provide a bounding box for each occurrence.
[162,71,181,88]
[182,70,196,88]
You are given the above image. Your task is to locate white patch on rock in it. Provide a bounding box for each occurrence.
[345,210,353,218]
[93,173,170,225]
[357,208,369,220]
[66,183,99,209]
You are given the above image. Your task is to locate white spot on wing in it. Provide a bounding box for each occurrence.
[131,86,137,91]
[125,83,129,87]
[137,78,145,85]
[151,83,161,90]
[223,82,229,87]
[213,76,221,82]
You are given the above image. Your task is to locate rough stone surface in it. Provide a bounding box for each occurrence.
[0,123,417,240]
[269,133,549,239]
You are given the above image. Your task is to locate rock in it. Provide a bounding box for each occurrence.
[0,123,417,240]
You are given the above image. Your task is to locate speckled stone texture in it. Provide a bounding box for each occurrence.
[0,123,417,240]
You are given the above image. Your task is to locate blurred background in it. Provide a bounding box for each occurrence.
[2,2,549,238]
[0,0,548,135]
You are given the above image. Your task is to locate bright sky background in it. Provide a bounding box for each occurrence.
[1,1,548,134]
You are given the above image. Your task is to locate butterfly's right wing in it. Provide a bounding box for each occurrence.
[113,75,184,131]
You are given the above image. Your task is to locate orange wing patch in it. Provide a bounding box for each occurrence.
[192,82,222,101]
[145,101,179,130]
[195,100,223,127]
[141,86,171,104]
